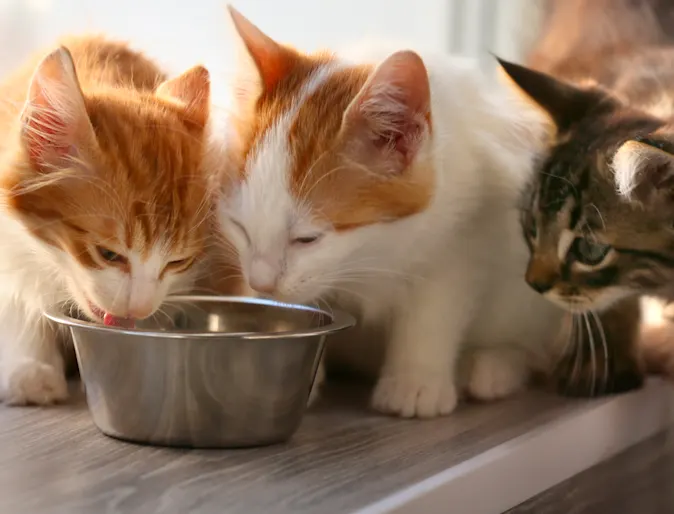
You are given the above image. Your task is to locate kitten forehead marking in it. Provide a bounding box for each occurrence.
[238,62,345,251]
[229,51,433,234]
[558,229,576,261]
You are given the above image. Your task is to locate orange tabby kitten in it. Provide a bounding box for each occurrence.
[0,36,212,406]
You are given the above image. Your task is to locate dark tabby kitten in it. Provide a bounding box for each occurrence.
[498,0,674,396]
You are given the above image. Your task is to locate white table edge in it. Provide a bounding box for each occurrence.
[354,378,674,514]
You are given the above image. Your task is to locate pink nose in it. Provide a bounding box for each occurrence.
[249,277,277,295]
[249,258,279,294]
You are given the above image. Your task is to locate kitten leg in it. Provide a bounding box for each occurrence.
[0,304,68,406]
[556,297,643,397]
[371,271,476,419]
[307,357,326,407]
[463,347,529,401]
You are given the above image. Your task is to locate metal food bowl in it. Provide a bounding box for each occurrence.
[43,295,355,448]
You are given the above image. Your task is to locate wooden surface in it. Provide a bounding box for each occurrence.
[508,429,674,514]
[0,382,599,514]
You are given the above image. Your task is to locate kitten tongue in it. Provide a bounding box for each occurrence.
[103,313,136,329]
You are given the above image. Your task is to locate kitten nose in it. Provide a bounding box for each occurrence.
[249,258,279,295]
[127,304,154,319]
[128,280,156,319]
[527,279,552,294]
[525,257,557,295]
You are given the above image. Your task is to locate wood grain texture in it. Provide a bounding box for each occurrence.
[0,383,605,514]
[508,429,674,514]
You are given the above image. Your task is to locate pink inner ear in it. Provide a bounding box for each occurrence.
[20,46,86,171]
[368,112,426,163]
[23,106,71,167]
[346,51,431,171]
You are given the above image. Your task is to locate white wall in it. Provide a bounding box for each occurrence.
[0,0,538,101]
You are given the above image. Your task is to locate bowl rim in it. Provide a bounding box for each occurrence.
[42,295,356,340]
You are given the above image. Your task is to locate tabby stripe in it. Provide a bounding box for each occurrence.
[616,248,674,266]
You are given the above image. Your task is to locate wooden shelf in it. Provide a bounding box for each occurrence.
[0,380,670,514]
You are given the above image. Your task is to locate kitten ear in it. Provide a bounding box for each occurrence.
[341,50,431,175]
[156,65,210,128]
[20,46,92,171]
[613,137,674,206]
[227,6,296,98]
[496,57,602,131]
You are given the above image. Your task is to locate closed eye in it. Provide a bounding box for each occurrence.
[164,256,195,273]
[229,218,251,245]
[291,234,322,245]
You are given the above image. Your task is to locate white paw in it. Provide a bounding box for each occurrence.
[2,359,68,406]
[307,359,326,408]
[371,373,458,419]
[466,349,528,401]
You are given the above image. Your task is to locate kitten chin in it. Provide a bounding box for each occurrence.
[0,36,211,406]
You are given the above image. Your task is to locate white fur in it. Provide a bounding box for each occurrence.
[0,202,194,405]
[216,46,565,418]
[0,45,201,406]
[612,140,674,200]
[613,141,649,199]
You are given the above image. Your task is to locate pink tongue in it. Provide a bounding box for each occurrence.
[103,313,136,329]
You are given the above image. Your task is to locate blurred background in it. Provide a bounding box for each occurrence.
[0,0,544,104]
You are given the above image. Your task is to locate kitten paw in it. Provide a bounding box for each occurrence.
[371,374,457,418]
[466,349,528,401]
[2,360,68,406]
[307,360,326,408]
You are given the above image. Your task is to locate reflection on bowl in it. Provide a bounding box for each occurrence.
[43,295,355,448]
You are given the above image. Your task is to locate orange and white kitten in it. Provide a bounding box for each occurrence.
[213,10,564,418]
[0,36,212,405]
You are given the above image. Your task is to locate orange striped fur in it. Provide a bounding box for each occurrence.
[1,37,211,275]
[0,35,217,406]
[223,8,434,232]
[0,36,213,321]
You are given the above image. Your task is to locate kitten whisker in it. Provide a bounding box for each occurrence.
[572,313,584,388]
[315,282,370,305]
[558,313,576,363]
[590,309,610,393]
[154,306,176,326]
[582,312,597,396]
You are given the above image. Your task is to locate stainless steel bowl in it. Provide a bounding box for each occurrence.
[43,295,355,448]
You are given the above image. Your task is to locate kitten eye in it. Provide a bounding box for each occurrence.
[164,256,195,272]
[291,234,322,245]
[229,218,250,244]
[96,246,126,264]
[169,257,193,267]
[570,238,612,266]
